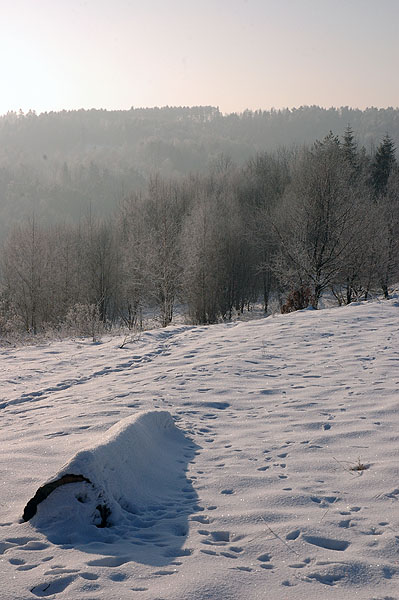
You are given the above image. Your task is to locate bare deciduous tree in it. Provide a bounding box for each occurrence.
[273,134,363,308]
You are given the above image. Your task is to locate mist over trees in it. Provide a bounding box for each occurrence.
[2,105,399,239]
[1,110,399,340]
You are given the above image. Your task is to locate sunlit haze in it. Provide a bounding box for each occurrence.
[1,0,399,115]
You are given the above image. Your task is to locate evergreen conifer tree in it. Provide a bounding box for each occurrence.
[342,125,359,172]
[371,134,396,196]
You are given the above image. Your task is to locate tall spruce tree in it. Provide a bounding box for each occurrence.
[371,134,396,196]
[342,125,359,172]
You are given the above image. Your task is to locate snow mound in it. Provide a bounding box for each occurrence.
[25,410,195,541]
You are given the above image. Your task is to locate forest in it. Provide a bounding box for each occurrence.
[2,105,399,237]
[0,112,398,341]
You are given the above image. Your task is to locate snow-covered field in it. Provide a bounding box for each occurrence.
[1,299,399,600]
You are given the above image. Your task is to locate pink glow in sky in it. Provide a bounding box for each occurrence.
[1,0,398,115]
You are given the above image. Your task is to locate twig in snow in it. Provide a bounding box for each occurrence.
[260,517,300,556]
[119,331,142,349]
[320,495,339,522]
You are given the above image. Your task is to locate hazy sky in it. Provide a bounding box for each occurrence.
[1,0,398,115]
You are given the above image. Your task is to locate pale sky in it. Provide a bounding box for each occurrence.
[1,0,398,116]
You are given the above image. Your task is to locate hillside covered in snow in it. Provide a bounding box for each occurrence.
[1,299,399,599]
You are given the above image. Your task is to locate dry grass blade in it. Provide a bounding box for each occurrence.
[350,457,369,472]
[333,456,363,477]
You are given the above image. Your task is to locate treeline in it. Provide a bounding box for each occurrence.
[2,105,399,239]
[0,127,398,340]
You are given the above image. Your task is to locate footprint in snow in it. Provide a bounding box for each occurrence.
[31,575,77,597]
[257,552,272,562]
[200,549,218,556]
[9,558,25,565]
[80,572,99,580]
[288,557,311,569]
[257,553,275,569]
[87,556,130,567]
[302,535,350,551]
[131,587,148,591]
[190,514,212,524]
[286,529,300,541]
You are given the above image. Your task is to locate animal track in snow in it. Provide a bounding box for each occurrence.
[257,552,272,562]
[80,572,99,580]
[153,569,178,576]
[87,556,131,567]
[198,529,245,559]
[310,495,339,508]
[190,514,211,524]
[9,557,25,565]
[306,571,344,586]
[302,535,350,551]
[31,575,77,597]
[286,529,300,541]
[257,552,274,569]
[288,558,311,569]
[200,548,217,556]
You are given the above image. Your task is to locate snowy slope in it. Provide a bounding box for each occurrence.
[1,299,399,599]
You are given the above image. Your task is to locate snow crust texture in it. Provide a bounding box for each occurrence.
[1,299,399,599]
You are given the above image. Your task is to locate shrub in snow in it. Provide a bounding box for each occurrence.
[281,286,314,313]
[0,300,26,343]
[63,303,104,342]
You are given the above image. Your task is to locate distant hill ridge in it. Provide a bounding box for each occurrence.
[1,105,399,233]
